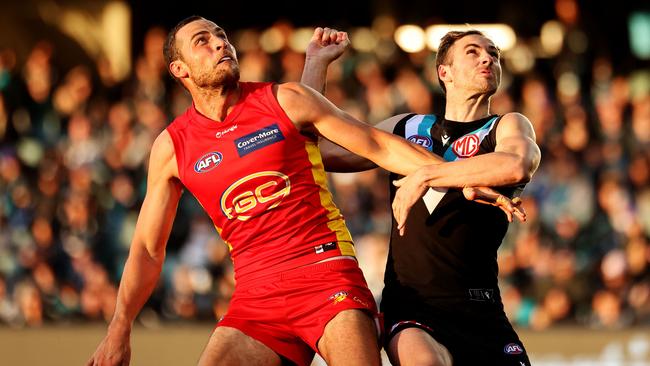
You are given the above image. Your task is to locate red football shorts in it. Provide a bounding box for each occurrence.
[217,258,380,366]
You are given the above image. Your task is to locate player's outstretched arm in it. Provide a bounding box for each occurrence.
[395,113,540,188]
[276,82,439,176]
[86,131,183,366]
[392,113,539,233]
[319,114,421,172]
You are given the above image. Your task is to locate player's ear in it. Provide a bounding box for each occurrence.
[170,60,189,79]
[438,64,451,85]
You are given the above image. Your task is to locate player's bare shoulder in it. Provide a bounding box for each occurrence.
[274,81,326,131]
[497,112,537,141]
[274,81,317,107]
[149,130,180,180]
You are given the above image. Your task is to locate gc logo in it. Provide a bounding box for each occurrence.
[220,171,291,221]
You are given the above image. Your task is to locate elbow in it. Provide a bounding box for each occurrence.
[147,246,167,265]
[512,157,533,184]
[134,240,166,267]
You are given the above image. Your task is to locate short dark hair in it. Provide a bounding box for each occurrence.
[435,30,486,93]
[163,15,205,79]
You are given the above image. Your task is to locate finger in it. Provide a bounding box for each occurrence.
[399,226,405,236]
[337,32,350,48]
[462,187,477,201]
[321,27,332,44]
[516,203,527,217]
[479,187,501,202]
[496,195,514,222]
[329,29,339,43]
[512,197,522,206]
[312,27,324,42]
[514,209,526,222]
[393,200,405,233]
[513,206,527,222]
[496,195,514,210]
[393,179,403,187]
[498,204,513,222]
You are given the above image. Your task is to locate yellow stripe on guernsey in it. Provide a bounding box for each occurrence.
[305,140,356,257]
[215,226,234,252]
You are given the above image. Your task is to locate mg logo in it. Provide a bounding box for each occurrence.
[220,171,290,221]
[407,135,432,148]
[452,134,480,158]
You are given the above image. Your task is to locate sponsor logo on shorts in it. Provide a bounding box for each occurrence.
[220,171,290,221]
[314,242,337,254]
[194,152,223,173]
[407,135,432,148]
[352,296,370,308]
[234,124,285,157]
[504,343,524,355]
[328,291,348,304]
[452,133,480,158]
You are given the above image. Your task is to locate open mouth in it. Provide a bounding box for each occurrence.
[218,56,234,64]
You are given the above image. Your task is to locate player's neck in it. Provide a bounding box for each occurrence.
[192,83,241,122]
[444,90,491,122]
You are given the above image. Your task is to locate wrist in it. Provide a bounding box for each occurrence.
[304,56,331,68]
[108,313,133,335]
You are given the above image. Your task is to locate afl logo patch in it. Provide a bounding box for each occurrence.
[194,152,223,173]
[503,343,523,355]
[452,134,480,158]
[407,135,432,148]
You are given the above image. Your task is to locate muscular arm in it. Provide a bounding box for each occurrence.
[318,114,428,172]
[298,27,440,173]
[391,113,539,233]
[414,113,541,188]
[88,131,182,365]
[276,82,438,176]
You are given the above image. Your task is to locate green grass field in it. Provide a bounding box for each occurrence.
[2,325,649,365]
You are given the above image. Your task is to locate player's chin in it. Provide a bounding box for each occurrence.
[214,68,241,86]
[482,81,498,95]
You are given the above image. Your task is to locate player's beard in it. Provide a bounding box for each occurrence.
[470,73,499,96]
[193,62,240,90]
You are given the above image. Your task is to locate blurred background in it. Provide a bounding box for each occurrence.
[1,0,649,365]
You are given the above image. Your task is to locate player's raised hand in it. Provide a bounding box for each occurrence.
[305,27,350,65]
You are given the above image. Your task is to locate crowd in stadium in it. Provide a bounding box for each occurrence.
[0,12,649,332]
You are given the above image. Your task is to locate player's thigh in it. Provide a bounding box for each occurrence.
[387,327,452,366]
[317,309,380,366]
[197,326,282,366]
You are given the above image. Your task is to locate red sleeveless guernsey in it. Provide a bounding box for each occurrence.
[166,82,355,282]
